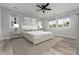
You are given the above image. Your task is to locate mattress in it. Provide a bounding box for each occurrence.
[22,31,53,44]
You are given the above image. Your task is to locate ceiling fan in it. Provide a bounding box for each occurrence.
[36,3,51,13]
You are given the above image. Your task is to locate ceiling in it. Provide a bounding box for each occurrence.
[0,3,79,18]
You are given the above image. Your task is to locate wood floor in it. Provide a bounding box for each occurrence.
[0,36,76,55]
[43,38,76,55]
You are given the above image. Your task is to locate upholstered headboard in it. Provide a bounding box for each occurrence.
[22,25,38,32]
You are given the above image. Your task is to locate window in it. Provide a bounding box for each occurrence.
[10,15,19,28]
[49,20,57,28]
[38,21,42,29]
[58,17,70,28]
[24,17,37,26]
[31,18,37,26]
[14,17,19,28]
[10,14,20,34]
[24,17,30,25]
[63,17,70,27]
[58,19,64,27]
[48,16,70,28]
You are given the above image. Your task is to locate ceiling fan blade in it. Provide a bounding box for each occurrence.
[44,3,49,7]
[36,5,42,8]
[36,9,42,11]
[45,8,51,10]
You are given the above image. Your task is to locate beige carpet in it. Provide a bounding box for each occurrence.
[0,36,76,55]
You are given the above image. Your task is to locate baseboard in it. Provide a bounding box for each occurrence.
[0,37,10,41]
[54,35,77,39]
[0,36,22,41]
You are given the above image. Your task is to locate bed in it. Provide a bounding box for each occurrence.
[22,31,53,44]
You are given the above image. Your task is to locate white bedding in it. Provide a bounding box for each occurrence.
[22,31,53,44]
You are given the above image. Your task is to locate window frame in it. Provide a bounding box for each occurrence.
[38,21,43,29]
[48,20,57,28]
[10,14,19,28]
[57,16,70,28]
[48,16,70,29]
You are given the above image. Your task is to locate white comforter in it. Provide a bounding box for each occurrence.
[22,31,53,44]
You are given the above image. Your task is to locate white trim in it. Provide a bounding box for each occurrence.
[54,34,77,39]
[0,35,22,41]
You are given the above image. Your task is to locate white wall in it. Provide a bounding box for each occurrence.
[75,14,79,54]
[0,7,22,39]
[0,7,1,38]
[41,8,79,38]
[0,6,39,40]
[0,5,78,40]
